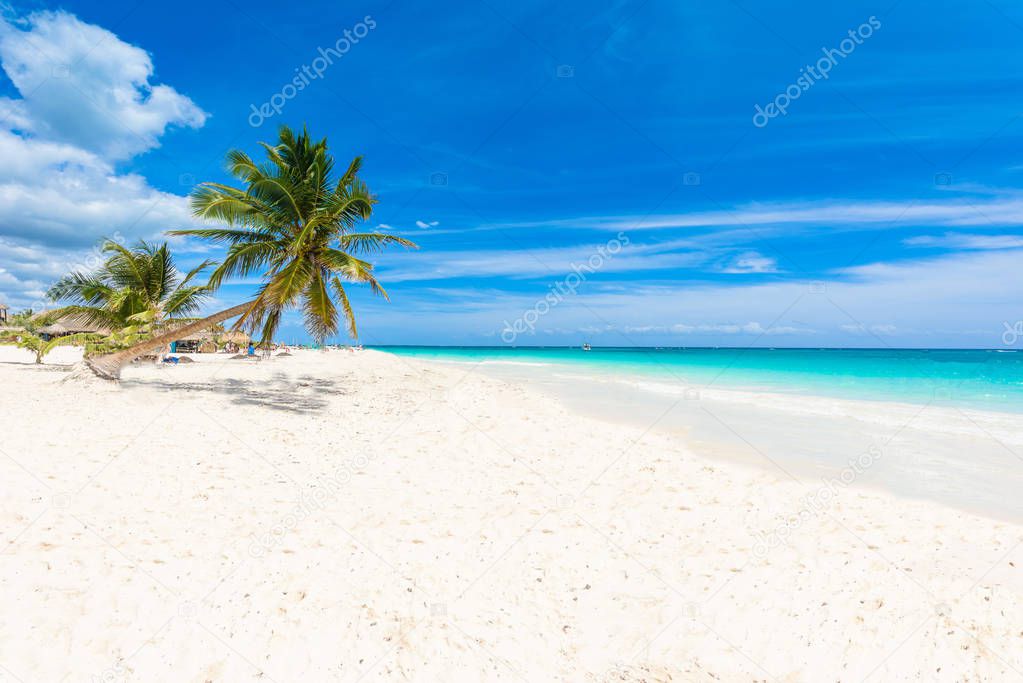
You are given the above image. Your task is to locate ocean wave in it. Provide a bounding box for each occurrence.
[411,357,553,368]
[476,360,553,367]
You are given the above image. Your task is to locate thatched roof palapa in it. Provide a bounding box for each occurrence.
[220,330,250,345]
[37,314,110,336]
[174,328,216,343]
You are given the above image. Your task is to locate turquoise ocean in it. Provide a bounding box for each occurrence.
[375,346,1023,413]
[375,346,1023,519]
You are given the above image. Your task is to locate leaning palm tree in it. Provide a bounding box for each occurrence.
[85,125,416,380]
[48,240,213,331]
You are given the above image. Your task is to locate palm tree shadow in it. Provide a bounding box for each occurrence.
[122,372,346,414]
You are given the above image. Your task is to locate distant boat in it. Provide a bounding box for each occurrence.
[582,343,592,351]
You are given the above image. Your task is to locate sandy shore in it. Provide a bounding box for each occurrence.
[1,348,1022,681]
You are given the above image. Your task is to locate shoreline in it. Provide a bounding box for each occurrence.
[407,352,1023,524]
[382,351,1023,417]
[2,348,1022,680]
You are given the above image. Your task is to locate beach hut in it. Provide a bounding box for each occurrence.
[36,314,110,339]
[219,330,250,353]
[173,329,215,353]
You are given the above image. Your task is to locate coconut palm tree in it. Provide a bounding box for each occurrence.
[84,125,416,380]
[48,240,214,331]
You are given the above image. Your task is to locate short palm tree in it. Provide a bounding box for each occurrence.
[85,126,416,379]
[0,312,100,364]
[48,240,213,330]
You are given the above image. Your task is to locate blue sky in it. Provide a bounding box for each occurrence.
[1,0,1022,347]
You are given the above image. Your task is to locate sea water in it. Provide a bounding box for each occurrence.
[376,346,1023,520]
[376,346,1023,413]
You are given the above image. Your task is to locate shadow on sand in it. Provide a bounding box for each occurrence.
[121,372,346,414]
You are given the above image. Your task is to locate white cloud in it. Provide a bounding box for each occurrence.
[355,249,1023,347]
[903,232,1023,250]
[415,219,440,229]
[624,321,809,335]
[376,237,725,282]
[487,194,1023,234]
[720,251,779,274]
[0,11,207,159]
[0,10,206,309]
[841,323,898,335]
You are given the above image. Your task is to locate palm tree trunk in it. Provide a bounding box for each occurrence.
[85,301,254,380]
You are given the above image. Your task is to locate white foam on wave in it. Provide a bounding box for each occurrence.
[403,357,553,369]
[476,360,553,367]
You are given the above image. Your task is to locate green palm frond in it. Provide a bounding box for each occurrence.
[178,124,417,342]
[339,233,419,254]
[303,271,337,342]
[47,239,217,332]
[330,276,358,338]
[47,272,115,306]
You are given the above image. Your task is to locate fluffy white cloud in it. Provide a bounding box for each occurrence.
[0,10,206,310]
[0,11,207,159]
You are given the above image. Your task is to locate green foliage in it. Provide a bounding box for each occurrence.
[81,325,159,357]
[169,125,417,344]
[0,329,104,364]
[0,243,215,365]
[48,240,215,330]
[6,308,38,327]
[0,304,156,362]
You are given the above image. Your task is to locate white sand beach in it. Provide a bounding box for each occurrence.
[2,348,1022,681]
